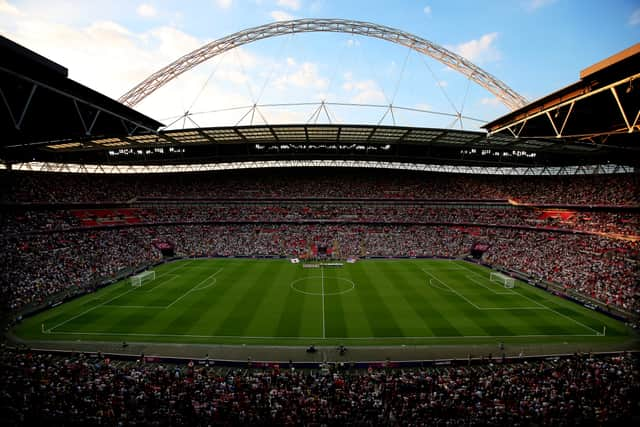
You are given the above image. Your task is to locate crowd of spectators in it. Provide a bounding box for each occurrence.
[2,169,638,206]
[1,349,637,426]
[1,223,637,313]
[2,204,638,238]
[482,229,638,313]
[0,229,161,311]
[0,169,637,312]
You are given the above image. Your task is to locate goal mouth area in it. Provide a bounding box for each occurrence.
[131,270,156,287]
[489,272,516,289]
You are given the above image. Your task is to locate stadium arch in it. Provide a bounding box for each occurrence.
[119,18,528,111]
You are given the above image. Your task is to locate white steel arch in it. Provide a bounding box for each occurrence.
[120,19,528,111]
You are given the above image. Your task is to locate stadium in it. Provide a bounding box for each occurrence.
[1,3,639,425]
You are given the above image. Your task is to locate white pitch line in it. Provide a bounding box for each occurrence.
[422,268,482,310]
[511,286,601,335]
[465,275,516,295]
[45,260,196,332]
[456,261,600,335]
[107,305,166,309]
[141,274,178,293]
[424,269,542,311]
[191,278,217,291]
[428,278,455,293]
[44,330,603,340]
[321,266,326,339]
[455,262,518,294]
[165,268,223,309]
[46,287,135,332]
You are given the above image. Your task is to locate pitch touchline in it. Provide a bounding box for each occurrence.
[44,330,602,339]
[454,261,600,335]
[46,260,200,332]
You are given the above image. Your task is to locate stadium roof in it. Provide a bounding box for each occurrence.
[484,44,639,146]
[0,36,638,172]
[3,123,638,168]
[0,36,163,149]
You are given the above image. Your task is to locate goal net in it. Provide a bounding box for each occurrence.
[489,272,515,289]
[131,270,156,287]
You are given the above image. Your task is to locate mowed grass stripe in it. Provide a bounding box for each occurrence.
[373,262,436,336]
[184,262,243,335]
[417,264,489,336]
[244,262,294,336]
[454,261,599,335]
[336,267,374,338]
[435,270,529,309]
[23,259,632,346]
[324,275,348,338]
[353,262,404,337]
[151,266,224,335]
[513,286,603,334]
[426,264,570,335]
[43,282,128,330]
[422,263,529,336]
[391,261,468,337]
[275,279,308,337]
[214,261,279,336]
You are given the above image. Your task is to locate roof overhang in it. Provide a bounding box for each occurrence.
[0,36,163,148]
[3,124,637,168]
[484,44,640,145]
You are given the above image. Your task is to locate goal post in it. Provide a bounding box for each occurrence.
[131,270,156,287]
[489,272,515,289]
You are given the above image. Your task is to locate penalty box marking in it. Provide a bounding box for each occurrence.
[423,268,544,310]
[45,262,216,332]
[464,275,516,295]
[454,261,601,335]
[138,274,179,293]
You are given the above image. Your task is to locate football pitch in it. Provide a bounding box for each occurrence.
[15,259,632,347]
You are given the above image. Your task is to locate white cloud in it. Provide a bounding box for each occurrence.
[449,32,501,63]
[423,5,431,15]
[270,10,294,21]
[277,0,300,10]
[630,8,640,25]
[0,0,22,16]
[274,61,328,90]
[480,96,501,107]
[216,0,232,9]
[136,3,157,18]
[436,80,448,88]
[524,0,556,12]
[342,78,386,104]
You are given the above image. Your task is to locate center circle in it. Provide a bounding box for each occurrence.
[290,276,356,296]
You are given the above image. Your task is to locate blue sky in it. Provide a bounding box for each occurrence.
[1,0,638,130]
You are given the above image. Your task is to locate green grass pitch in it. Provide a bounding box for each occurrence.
[15,259,633,346]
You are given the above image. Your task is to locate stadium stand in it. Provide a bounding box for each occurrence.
[1,169,638,314]
[2,169,639,205]
[0,348,637,425]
